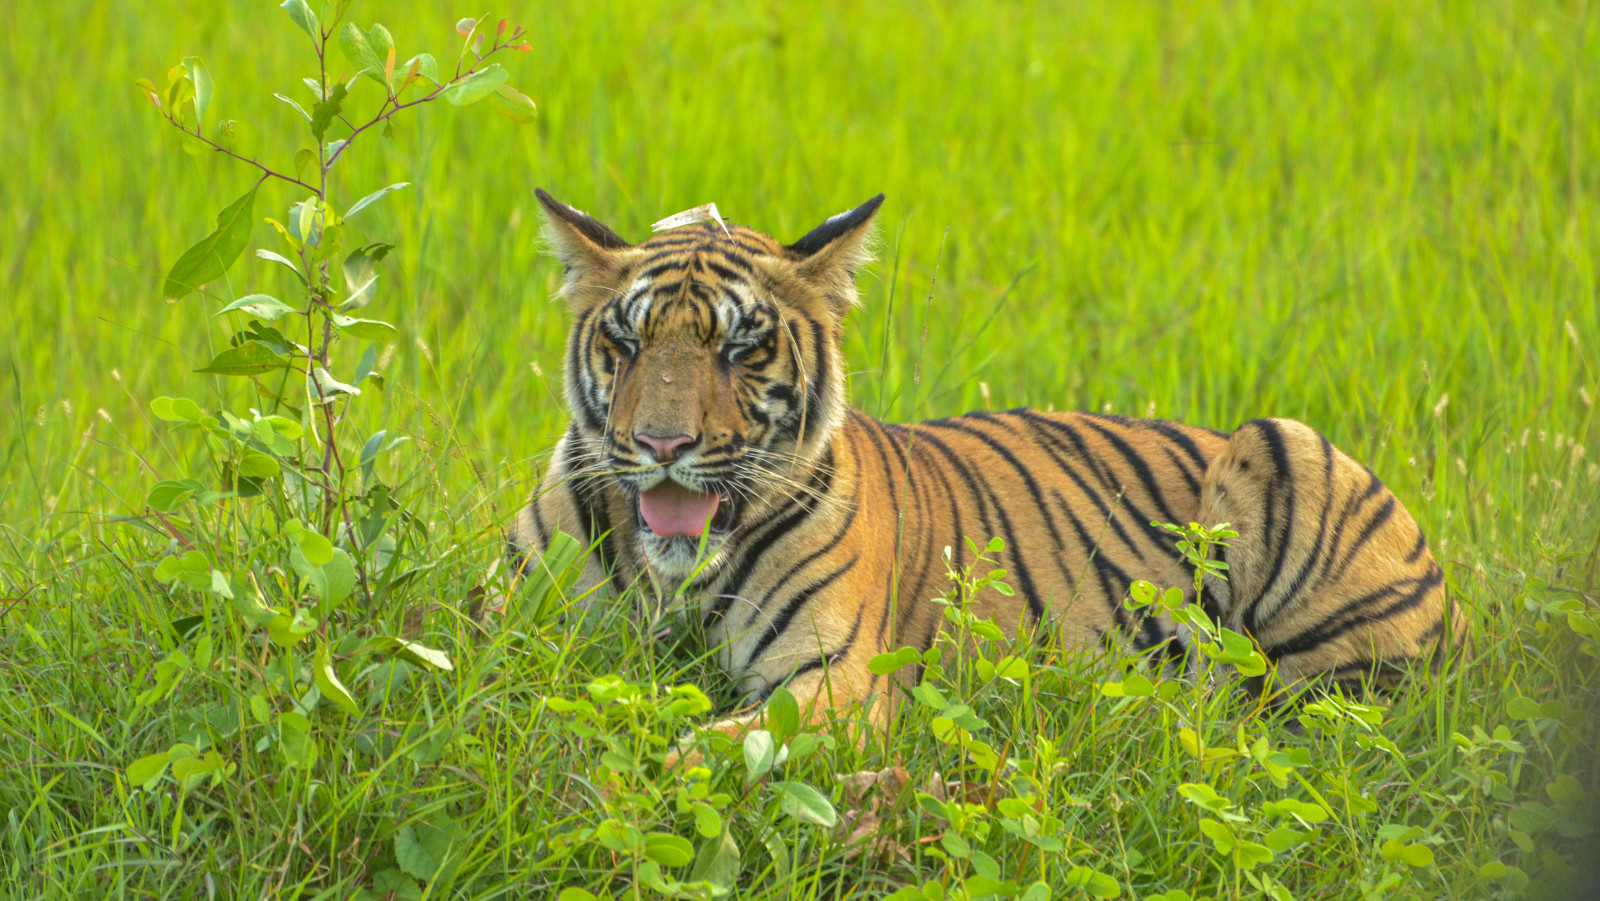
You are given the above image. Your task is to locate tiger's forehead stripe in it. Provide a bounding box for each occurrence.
[614,254,770,339]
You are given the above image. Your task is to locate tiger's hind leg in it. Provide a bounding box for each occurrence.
[1195,418,1466,692]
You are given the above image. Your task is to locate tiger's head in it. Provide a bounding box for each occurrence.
[536,189,884,578]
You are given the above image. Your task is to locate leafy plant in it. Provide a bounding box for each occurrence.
[121,5,537,896]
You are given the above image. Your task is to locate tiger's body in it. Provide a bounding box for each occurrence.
[512,190,1464,740]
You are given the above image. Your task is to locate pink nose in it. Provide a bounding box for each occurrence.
[636,433,695,462]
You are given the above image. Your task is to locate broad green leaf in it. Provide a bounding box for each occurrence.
[278,711,317,767]
[170,749,225,792]
[288,524,334,565]
[993,655,1029,680]
[941,832,971,858]
[150,396,204,422]
[1198,818,1236,852]
[164,185,259,300]
[771,781,837,827]
[314,642,362,716]
[164,68,195,127]
[443,64,508,106]
[786,732,827,761]
[310,367,362,403]
[378,637,453,671]
[233,583,277,627]
[402,53,440,87]
[266,609,317,648]
[181,57,212,134]
[127,751,171,789]
[194,341,291,376]
[1262,798,1329,825]
[1179,783,1231,813]
[338,23,395,85]
[743,729,776,777]
[691,802,722,839]
[394,819,457,882]
[148,479,202,512]
[689,829,739,889]
[489,83,537,123]
[1062,866,1120,898]
[1508,802,1560,835]
[280,0,319,41]
[1506,696,1544,719]
[910,682,948,710]
[341,242,393,311]
[216,294,297,321]
[319,548,358,604]
[643,833,695,868]
[1100,672,1154,697]
[332,314,398,343]
[765,687,799,744]
[310,82,346,141]
[1236,840,1274,869]
[1263,825,1314,852]
[207,569,234,598]
[868,646,921,675]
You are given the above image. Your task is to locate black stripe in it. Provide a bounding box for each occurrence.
[756,460,861,611]
[778,604,865,692]
[740,559,858,669]
[920,416,1076,595]
[1310,467,1385,590]
[1160,446,1202,498]
[1078,417,1184,528]
[703,448,835,627]
[853,411,902,513]
[569,481,618,591]
[852,418,908,654]
[910,427,1046,623]
[1324,495,1397,588]
[568,307,605,433]
[1239,420,1295,636]
[905,427,968,597]
[1016,410,1176,558]
[1052,489,1136,634]
[885,423,939,616]
[1253,431,1336,626]
[1404,529,1429,564]
[1263,565,1444,659]
[1132,416,1215,472]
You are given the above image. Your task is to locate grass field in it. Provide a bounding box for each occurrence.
[3,0,1599,897]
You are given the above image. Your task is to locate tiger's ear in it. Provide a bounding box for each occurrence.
[786,194,885,312]
[535,188,632,305]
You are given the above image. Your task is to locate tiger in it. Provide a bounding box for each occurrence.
[509,188,1466,749]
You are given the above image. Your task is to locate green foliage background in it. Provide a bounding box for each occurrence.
[2,0,1598,898]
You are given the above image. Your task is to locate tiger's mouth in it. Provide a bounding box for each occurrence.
[636,480,738,537]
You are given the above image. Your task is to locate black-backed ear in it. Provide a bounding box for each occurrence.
[786,194,885,302]
[535,188,632,296]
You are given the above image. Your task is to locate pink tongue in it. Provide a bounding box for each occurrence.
[639,481,721,537]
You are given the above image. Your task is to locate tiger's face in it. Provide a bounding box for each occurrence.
[536,190,883,579]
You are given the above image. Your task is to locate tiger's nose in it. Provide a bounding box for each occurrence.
[635,433,696,463]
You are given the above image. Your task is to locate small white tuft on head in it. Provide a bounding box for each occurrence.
[651,203,730,237]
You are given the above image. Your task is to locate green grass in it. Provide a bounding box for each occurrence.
[3,0,1599,897]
